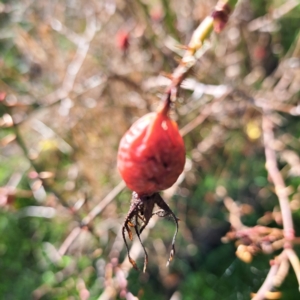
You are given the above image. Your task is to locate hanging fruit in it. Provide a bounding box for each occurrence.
[117,104,185,196]
[117,99,185,271]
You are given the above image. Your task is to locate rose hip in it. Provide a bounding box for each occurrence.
[117,107,185,196]
[117,102,185,271]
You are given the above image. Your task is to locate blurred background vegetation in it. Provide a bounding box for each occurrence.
[0,0,300,299]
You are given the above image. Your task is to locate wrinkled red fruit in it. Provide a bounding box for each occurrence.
[117,107,185,196]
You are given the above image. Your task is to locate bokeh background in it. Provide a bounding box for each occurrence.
[0,0,300,299]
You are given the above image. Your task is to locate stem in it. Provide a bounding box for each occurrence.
[262,115,294,240]
[285,248,300,290]
[252,113,297,299]
[160,0,238,114]
[252,253,285,300]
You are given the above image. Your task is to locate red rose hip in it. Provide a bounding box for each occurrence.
[117,107,185,196]
[118,102,185,271]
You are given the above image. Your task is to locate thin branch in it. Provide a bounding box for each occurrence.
[285,248,300,291]
[44,10,98,105]
[159,0,238,112]
[250,112,298,298]
[58,227,82,256]
[58,181,126,255]
[252,252,286,300]
[1,104,80,216]
[179,90,231,136]
[81,181,126,226]
[262,114,294,240]
[273,258,290,288]
[248,0,299,32]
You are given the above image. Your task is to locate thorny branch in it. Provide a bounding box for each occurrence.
[159,0,238,113]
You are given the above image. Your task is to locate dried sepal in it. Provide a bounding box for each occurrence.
[122,192,179,272]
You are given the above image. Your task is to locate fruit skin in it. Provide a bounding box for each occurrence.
[117,109,185,196]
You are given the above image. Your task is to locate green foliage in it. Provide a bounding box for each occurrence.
[0,212,43,298]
